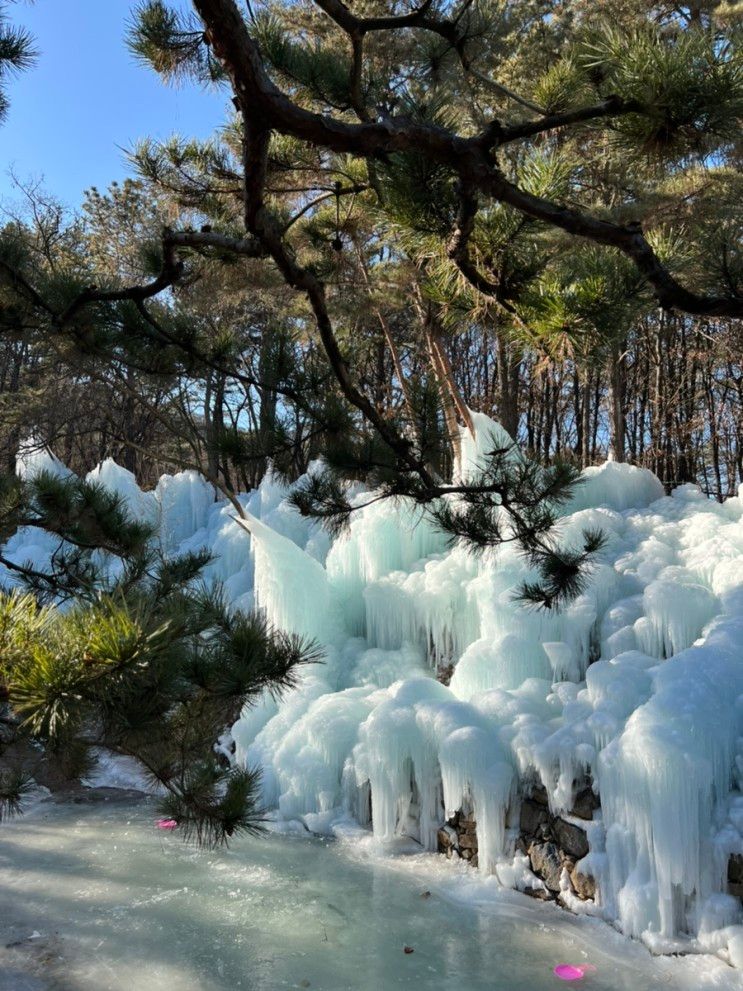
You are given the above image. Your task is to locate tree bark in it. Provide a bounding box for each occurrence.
[606,343,625,462]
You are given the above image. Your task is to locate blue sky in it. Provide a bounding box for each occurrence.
[0,0,226,210]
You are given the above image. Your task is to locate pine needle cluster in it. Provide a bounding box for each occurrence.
[0,472,321,844]
[0,1,36,122]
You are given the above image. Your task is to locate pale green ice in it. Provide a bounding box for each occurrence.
[0,798,740,991]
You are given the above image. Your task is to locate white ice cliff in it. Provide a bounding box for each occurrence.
[5,423,743,965]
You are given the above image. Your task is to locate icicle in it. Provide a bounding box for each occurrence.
[234,513,345,646]
[11,427,743,960]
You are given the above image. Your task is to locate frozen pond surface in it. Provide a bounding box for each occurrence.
[1,798,741,991]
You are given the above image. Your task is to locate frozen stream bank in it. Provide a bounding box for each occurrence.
[1,799,742,991]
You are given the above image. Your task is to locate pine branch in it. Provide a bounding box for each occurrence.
[0,768,34,822]
[494,96,641,145]
[190,0,743,319]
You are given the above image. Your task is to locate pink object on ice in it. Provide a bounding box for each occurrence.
[156,818,178,830]
[553,964,595,981]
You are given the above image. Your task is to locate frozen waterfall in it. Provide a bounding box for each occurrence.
[5,421,743,967]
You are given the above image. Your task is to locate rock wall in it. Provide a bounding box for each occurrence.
[437,783,599,904]
[437,809,479,868]
[517,785,597,901]
[728,855,743,899]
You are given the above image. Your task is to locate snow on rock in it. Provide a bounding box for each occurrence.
[456,409,521,482]
[234,512,345,646]
[326,497,449,636]
[5,417,743,965]
[450,635,552,696]
[0,459,323,607]
[229,416,743,962]
[81,747,162,793]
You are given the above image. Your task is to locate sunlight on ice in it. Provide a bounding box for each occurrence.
[6,414,743,968]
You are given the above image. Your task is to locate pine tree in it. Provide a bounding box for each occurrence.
[0,468,320,842]
[6,0,743,605]
[123,0,742,573]
[1,0,741,835]
[3,0,739,606]
[0,1,35,122]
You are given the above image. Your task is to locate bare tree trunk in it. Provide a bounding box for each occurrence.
[580,371,591,468]
[213,372,233,492]
[258,332,278,437]
[414,289,475,467]
[427,321,475,436]
[496,330,519,439]
[355,243,421,443]
[119,365,139,473]
[650,314,664,479]
[2,341,26,473]
[543,371,554,459]
[606,343,625,462]
[425,323,463,463]
[376,309,419,435]
[203,371,220,483]
[592,375,601,461]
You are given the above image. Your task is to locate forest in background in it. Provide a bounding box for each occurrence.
[0,0,740,504]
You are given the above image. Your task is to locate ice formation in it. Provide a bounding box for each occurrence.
[5,425,743,966]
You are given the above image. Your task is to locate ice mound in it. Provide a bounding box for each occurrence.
[87,459,160,526]
[0,463,325,615]
[5,418,743,965]
[568,461,665,513]
[229,417,743,963]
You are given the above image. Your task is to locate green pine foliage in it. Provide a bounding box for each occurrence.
[290,432,605,609]
[578,26,743,159]
[253,13,354,110]
[0,766,33,822]
[1,8,741,845]
[129,0,225,84]
[0,1,36,122]
[0,474,320,845]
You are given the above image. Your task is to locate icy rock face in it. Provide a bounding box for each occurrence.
[326,498,450,637]
[567,461,665,514]
[599,613,743,940]
[0,459,325,619]
[6,421,743,964]
[155,470,215,552]
[450,635,552,696]
[456,409,522,482]
[2,439,76,578]
[235,513,345,646]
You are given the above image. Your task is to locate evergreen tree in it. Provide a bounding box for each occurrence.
[0,468,320,842]
[1,0,742,837]
[2,0,740,603]
[0,1,35,122]
[122,0,743,567]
